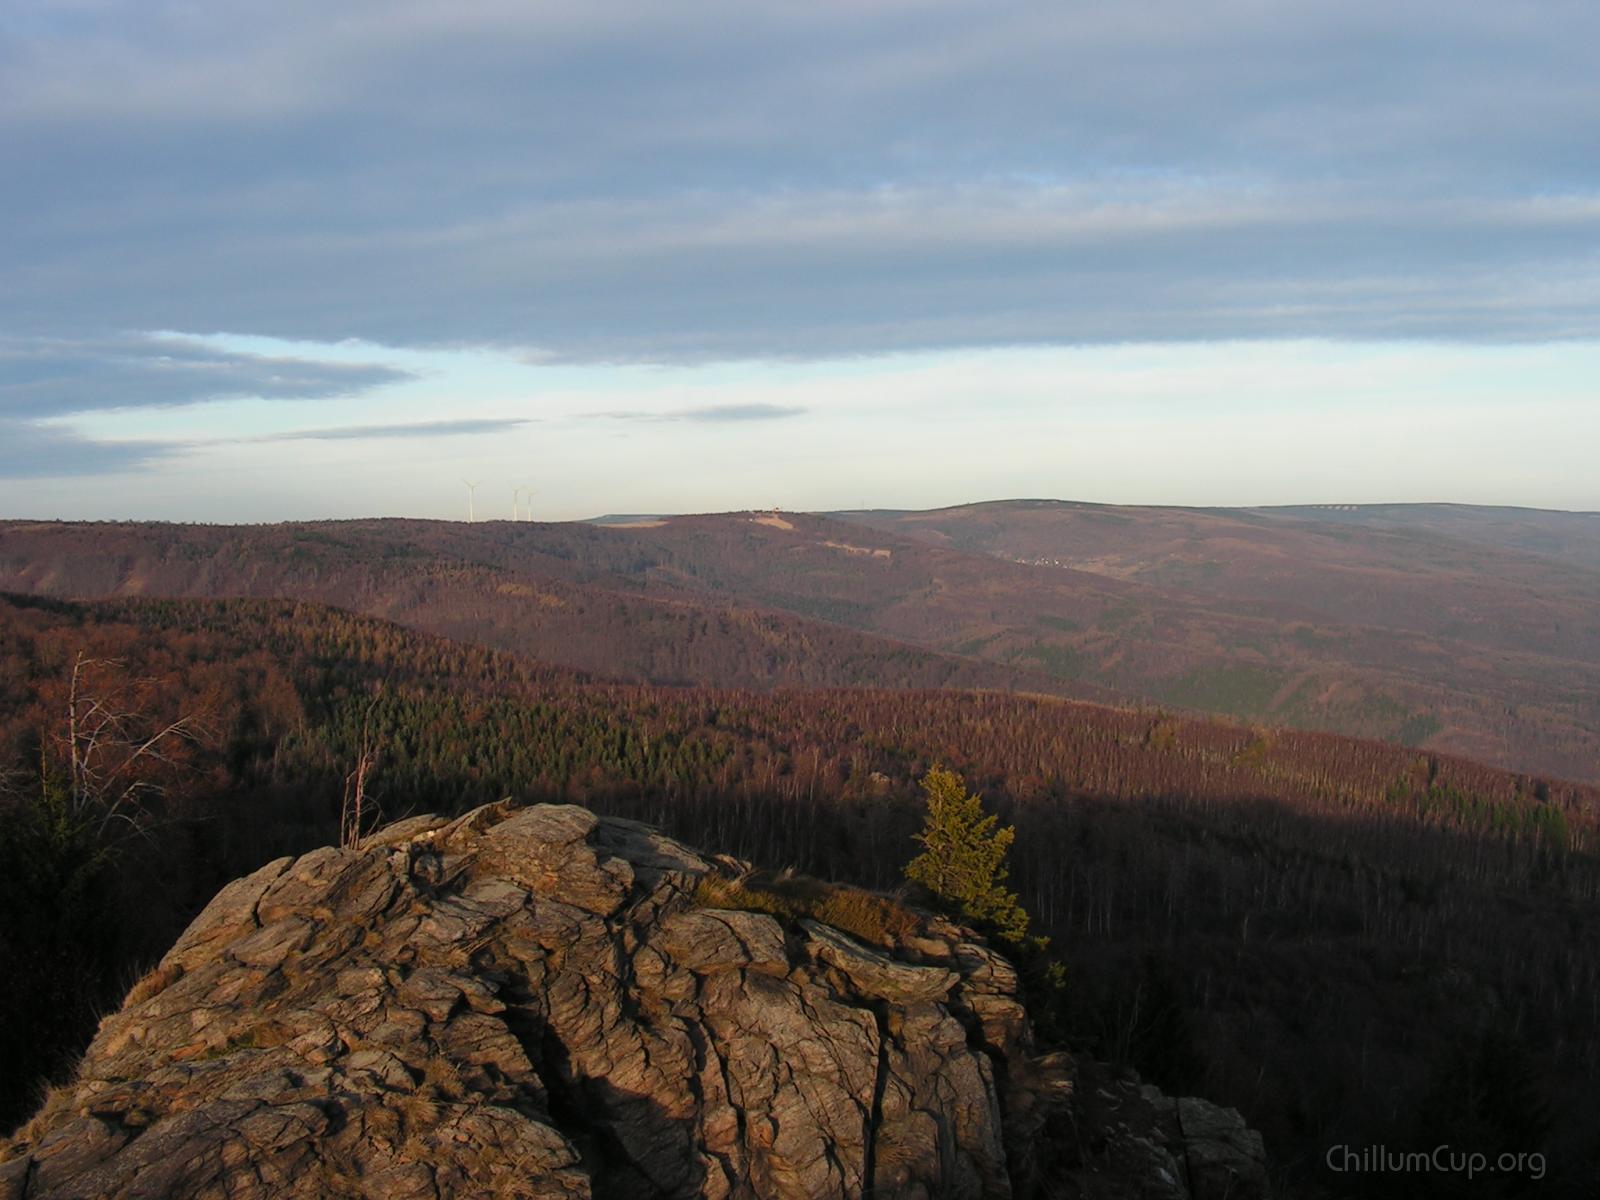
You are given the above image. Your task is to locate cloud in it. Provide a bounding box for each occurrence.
[595,403,805,423]
[0,418,172,479]
[0,332,420,478]
[678,403,806,423]
[0,412,528,481]
[1,0,1598,368]
[0,334,413,418]
[248,417,530,441]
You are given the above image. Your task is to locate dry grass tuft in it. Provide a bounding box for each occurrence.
[396,1090,441,1135]
[3,1082,80,1159]
[692,871,920,949]
[312,1159,366,1198]
[490,1168,544,1200]
[366,1103,402,1144]
[692,874,798,920]
[421,1055,465,1102]
[812,887,920,947]
[125,961,185,1007]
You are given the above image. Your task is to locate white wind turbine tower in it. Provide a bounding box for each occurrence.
[522,486,538,521]
[462,479,483,523]
[512,487,522,521]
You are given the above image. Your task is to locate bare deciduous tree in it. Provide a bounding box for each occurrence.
[61,650,206,845]
[340,689,384,850]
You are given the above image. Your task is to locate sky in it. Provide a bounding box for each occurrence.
[2,0,1598,520]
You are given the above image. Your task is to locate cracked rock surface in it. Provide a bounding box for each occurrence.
[0,801,1265,1200]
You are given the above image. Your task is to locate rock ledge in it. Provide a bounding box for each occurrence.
[1,802,1266,1200]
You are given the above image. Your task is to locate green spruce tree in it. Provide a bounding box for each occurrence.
[904,765,1031,945]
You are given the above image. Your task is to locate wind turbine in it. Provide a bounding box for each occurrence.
[512,487,522,522]
[522,486,538,521]
[462,479,482,523]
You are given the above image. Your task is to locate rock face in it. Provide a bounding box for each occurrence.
[1044,1062,1270,1200]
[0,802,1267,1200]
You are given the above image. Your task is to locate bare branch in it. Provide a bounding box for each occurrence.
[341,687,385,850]
[56,649,211,846]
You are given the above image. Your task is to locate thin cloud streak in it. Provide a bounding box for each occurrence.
[594,403,806,423]
[247,417,531,442]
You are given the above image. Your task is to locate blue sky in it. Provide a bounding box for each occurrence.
[2,1,1598,518]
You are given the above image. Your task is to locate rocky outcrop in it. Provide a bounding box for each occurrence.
[1043,1060,1269,1200]
[0,801,1266,1200]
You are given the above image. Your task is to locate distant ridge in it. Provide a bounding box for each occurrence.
[585,512,672,525]
[3,502,1598,779]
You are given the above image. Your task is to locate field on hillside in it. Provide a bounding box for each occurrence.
[2,592,1598,1193]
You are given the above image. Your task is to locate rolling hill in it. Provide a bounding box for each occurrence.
[2,501,1597,780]
[835,499,1600,779]
[1257,501,1600,573]
[0,517,1078,697]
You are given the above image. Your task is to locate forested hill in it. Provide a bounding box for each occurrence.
[1254,501,1600,572]
[0,518,1085,698]
[3,592,1599,1193]
[3,510,1598,781]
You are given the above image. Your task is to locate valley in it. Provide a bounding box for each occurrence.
[4,499,1597,781]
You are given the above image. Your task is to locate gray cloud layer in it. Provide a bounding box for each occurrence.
[0,333,416,478]
[0,419,168,480]
[3,1,1598,371]
[0,335,412,419]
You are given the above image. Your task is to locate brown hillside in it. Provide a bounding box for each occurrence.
[3,510,1598,779]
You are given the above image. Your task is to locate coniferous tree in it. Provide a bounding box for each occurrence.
[904,765,1031,945]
